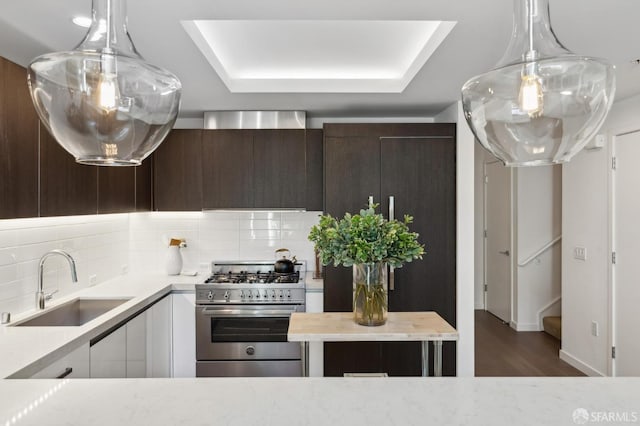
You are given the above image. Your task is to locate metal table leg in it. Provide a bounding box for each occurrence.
[421,341,429,377]
[433,341,443,377]
[301,341,309,377]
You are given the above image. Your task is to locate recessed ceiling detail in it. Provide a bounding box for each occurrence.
[182,20,456,93]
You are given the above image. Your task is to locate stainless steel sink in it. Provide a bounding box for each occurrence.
[14,298,131,327]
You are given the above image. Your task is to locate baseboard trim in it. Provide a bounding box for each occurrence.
[559,350,605,377]
[510,321,541,332]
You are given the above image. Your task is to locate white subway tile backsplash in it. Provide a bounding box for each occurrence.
[0,214,129,316]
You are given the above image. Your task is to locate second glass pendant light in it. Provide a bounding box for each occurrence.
[461,0,616,167]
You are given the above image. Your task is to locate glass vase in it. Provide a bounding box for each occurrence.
[353,262,388,326]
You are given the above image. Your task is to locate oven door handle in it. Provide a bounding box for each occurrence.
[198,307,298,317]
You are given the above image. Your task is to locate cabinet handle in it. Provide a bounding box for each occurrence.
[56,367,73,379]
[389,196,395,291]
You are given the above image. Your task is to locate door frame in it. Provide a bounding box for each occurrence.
[482,159,516,325]
[608,128,640,376]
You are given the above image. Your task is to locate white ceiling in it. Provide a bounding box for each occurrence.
[1,0,639,119]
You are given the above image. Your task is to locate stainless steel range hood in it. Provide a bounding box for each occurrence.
[204,111,306,130]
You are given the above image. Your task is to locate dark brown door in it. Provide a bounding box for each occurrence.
[97,167,135,214]
[201,130,253,209]
[380,136,457,376]
[0,58,39,218]
[39,123,98,216]
[153,129,203,211]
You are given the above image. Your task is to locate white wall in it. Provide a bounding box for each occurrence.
[561,93,640,376]
[0,214,129,316]
[128,211,320,274]
[435,101,475,377]
[513,166,562,331]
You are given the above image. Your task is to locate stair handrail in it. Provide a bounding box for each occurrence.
[518,235,562,267]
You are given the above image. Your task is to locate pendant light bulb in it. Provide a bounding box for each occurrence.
[461,0,615,166]
[27,0,181,166]
[518,73,543,117]
[98,72,118,111]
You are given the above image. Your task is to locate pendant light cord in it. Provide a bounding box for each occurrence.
[105,0,112,52]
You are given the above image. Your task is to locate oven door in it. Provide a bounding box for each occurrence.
[195,304,302,361]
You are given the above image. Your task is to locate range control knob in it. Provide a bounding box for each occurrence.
[286,290,291,299]
[240,290,245,299]
[224,291,230,300]
[207,291,213,300]
[278,290,284,299]
[254,291,260,299]
[247,291,253,299]
[271,290,276,299]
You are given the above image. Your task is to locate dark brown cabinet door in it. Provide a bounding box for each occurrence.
[0,58,39,218]
[135,157,153,211]
[153,129,203,211]
[202,130,254,209]
[322,123,457,377]
[39,123,98,216]
[323,128,383,376]
[97,167,135,214]
[380,136,457,376]
[305,129,323,211]
[253,129,306,209]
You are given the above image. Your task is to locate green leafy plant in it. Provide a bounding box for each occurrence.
[308,205,425,325]
[308,204,425,268]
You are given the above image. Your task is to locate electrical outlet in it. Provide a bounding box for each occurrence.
[574,247,587,261]
[591,321,599,337]
[89,274,97,285]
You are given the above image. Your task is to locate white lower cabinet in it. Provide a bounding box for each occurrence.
[171,293,195,377]
[90,295,172,378]
[90,325,127,378]
[126,310,148,378]
[30,342,90,379]
[147,294,172,377]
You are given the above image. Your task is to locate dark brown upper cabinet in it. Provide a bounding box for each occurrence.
[305,129,323,211]
[202,129,309,210]
[135,157,153,211]
[253,129,306,209]
[39,122,98,217]
[0,57,39,219]
[202,130,254,209]
[153,129,203,211]
[97,167,135,214]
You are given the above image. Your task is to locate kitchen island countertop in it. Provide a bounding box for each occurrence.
[0,377,638,426]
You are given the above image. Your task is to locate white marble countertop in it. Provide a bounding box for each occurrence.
[0,273,199,379]
[0,377,638,425]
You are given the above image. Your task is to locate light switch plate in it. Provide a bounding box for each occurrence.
[574,247,587,261]
[591,321,599,337]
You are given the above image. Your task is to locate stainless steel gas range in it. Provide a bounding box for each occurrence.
[195,261,306,377]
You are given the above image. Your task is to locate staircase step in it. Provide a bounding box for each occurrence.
[543,316,561,340]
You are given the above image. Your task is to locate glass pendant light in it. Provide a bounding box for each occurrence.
[461,0,615,166]
[27,0,182,166]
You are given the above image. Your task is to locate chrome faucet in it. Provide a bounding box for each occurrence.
[37,249,78,310]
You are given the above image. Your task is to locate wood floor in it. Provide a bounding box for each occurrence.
[475,310,584,376]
